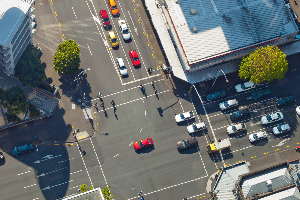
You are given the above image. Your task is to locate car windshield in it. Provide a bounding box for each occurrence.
[232,126,237,131]
[119,66,126,70]
[277,113,281,118]
[111,38,117,43]
[180,114,184,119]
[123,29,129,34]
[133,56,138,61]
[277,126,282,132]
[241,83,245,90]
[138,141,143,148]
[266,115,272,121]
[112,6,118,10]
[193,125,198,131]
[103,18,109,22]
[148,139,152,144]
[182,140,187,148]
[224,102,229,107]
[253,134,258,140]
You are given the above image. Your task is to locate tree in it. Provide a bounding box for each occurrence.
[78,184,93,194]
[53,39,81,76]
[101,186,114,200]
[238,45,288,84]
[15,44,46,87]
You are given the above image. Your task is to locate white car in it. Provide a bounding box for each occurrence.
[272,124,290,134]
[227,123,246,134]
[249,131,267,142]
[235,81,255,92]
[187,122,206,133]
[175,111,194,123]
[296,106,300,115]
[116,58,128,77]
[219,99,238,110]
[261,112,283,124]
[118,19,131,40]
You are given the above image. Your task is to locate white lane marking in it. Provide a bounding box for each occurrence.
[127,176,207,200]
[114,154,119,157]
[193,85,222,169]
[197,146,208,176]
[77,142,93,185]
[58,158,75,163]
[87,44,92,55]
[177,95,184,113]
[129,142,133,146]
[90,138,108,185]
[18,170,31,176]
[70,185,80,190]
[145,111,146,115]
[41,180,73,190]
[140,128,143,132]
[272,138,291,147]
[71,7,78,19]
[24,183,37,189]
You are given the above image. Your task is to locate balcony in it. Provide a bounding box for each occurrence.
[13,29,30,56]
[11,15,30,46]
[13,36,31,65]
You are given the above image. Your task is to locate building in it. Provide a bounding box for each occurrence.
[62,187,105,200]
[162,0,299,74]
[0,0,36,75]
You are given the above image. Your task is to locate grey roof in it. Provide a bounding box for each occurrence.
[241,167,294,198]
[0,0,33,47]
[62,187,104,200]
[260,187,300,200]
[165,0,298,65]
[214,161,250,200]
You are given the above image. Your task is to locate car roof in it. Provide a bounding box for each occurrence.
[109,32,116,38]
[116,58,125,66]
[100,10,108,16]
[131,50,138,56]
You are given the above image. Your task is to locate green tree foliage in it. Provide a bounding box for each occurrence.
[29,104,41,118]
[15,44,46,87]
[53,39,81,76]
[239,45,288,84]
[0,87,29,123]
[79,184,88,193]
[101,186,114,200]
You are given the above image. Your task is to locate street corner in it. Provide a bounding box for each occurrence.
[206,171,219,193]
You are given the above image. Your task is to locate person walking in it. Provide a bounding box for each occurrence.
[100,102,104,107]
[111,100,115,106]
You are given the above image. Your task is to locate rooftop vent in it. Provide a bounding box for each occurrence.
[193,27,198,33]
[190,9,197,15]
[266,180,272,186]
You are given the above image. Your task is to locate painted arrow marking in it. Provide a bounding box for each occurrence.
[272,138,291,147]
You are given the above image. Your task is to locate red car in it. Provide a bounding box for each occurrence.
[133,138,153,150]
[100,10,110,29]
[129,50,141,67]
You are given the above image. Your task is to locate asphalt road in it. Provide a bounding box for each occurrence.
[1,0,300,199]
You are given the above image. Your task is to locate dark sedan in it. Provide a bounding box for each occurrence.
[230,109,250,120]
[177,137,198,151]
[276,96,295,107]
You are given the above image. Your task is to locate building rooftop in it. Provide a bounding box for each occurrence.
[0,0,32,47]
[260,187,300,200]
[62,187,104,200]
[241,166,294,198]
[166,0,297,67]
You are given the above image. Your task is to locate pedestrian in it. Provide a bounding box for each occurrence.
[101,102,104,107]
[94,103,98,107]
[111,100,115,105]
[155,89,158,95]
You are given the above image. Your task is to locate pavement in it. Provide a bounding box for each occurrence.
[145,0,300,84]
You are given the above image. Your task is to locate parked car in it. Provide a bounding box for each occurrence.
[227,123,246,134]
[187,122,206,134]
[99,10,110,29]
[296,106,300,115]
[0,152,4,162]
[261,112,283,124]
[235,81,255,92]
[175,111,194,123]
[219,99,238,110]
[118,19,131,40]
[276,96,295,107]
[116,57,128,77]
[206,90,226,101]
[12,143,35,156]
[133,138,153,151]
[107,31,118,47]
[273,124,290,134]
[249,131,267,142]
[230,109,250,120]
[250,89,272,100]
[129,50,141,67]
[177,137,198,151]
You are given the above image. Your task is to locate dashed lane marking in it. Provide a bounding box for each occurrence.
[24,183,37,189]
[18,170,31,176]
[41,180,73,191]
[58,158,75,163]
[77,142,92,185]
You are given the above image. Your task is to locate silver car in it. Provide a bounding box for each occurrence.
[187,122,206,134]
[272,124,290,134]
[175,111,194,123]
[249,131,267,142]
[219,99,238,110]
[116,58,128,77]
[261,112,283,124]
[235,81,255,92]
[227,123,246,134]
[118,19,131,40]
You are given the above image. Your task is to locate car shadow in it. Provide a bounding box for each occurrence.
[176,119,196,126]
[189,130,207,137]
[250,138,269,146]
[227,130,247,138]
[135,145,155,154]
[177,145,199,154]
[124,38,132,43]
[112,46,119,50]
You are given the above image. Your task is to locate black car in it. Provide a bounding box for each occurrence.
[206,90,226,101]
[0,152,4,162]
[230,109,250,120]
[251,89,272,100]
[276,96,295,107]
[177,137,198,151]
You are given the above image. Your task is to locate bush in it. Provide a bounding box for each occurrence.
[5,113,21,123]
[29,104,41,118]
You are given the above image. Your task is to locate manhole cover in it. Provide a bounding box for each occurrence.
[131,186,135,190]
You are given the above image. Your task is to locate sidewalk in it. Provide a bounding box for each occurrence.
[144,0,300,84]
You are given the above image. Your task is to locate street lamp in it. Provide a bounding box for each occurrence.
[74,68,90,90]
[212,69,228,88]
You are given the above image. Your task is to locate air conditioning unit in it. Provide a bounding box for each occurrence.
[193,27,198,32]
[191,9,197,15]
